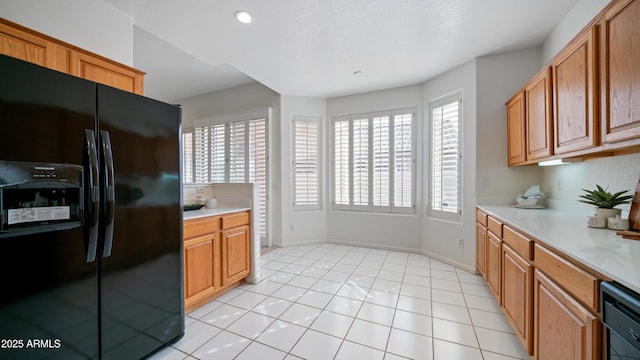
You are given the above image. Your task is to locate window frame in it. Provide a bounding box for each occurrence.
[292,114,322,211]
[428,92,462,221]
[331,108,416,214]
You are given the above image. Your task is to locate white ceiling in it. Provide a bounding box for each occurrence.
[103,0,579,102]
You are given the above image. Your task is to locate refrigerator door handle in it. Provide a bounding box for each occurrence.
[84,129,100,263]
[100,130,115,258]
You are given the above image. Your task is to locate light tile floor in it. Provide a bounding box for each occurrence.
[150,244,530,360]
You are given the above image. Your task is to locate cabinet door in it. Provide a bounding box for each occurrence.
[0,21,48,67]
[526,68,554,160]
[70,51,144,95]
[507,91,527,165]
[487,232,502,304]
[553,26,599,154]
[184,234,216,307]
[502,245,533,355]
[476,222,487,277]
[221,225,250,286]
[601,0,640,144]
[534,270,600,360]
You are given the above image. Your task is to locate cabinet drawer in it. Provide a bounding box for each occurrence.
[503,226,533,260]
[476,209,488,227]
[184,217,219,239]
[488,216,503,237]
[534,244,600,312]
[222,211,250,230]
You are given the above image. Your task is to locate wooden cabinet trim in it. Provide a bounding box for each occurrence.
[534,243,600,312]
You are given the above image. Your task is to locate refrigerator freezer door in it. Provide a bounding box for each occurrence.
[96,85,184,359]
[0,54,100,359]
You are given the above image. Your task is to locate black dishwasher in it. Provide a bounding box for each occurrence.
[601,281,640,359]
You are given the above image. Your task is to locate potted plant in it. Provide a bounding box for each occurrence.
[579,185,633,218]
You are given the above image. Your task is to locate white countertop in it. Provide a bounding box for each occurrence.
[477,205,640,294]
[183,206,250,221]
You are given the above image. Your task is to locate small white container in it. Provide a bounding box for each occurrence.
[587,215,607,228]
[607,215,630,230]
[205,198,218,209]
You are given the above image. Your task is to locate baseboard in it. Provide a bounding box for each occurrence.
[326,239,422,254]
[421,249,477,274]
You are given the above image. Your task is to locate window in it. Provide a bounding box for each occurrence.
[183,109,269,240]
[430,93,461,220]
[292,115,321,210]
[332,109,415,213]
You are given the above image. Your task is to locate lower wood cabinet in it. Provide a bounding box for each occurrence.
[502,244,533,354]
[534,270,600,360]
[486,231,502,304]
[221,225,251,286]
[476,222,487,277]
[184,210,251,311]
[184,233,217,305]
[476,207,603,359]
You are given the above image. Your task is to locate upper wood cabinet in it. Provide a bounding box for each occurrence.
[71,52,144,95]
[0,18,144,95]
[506,91,527,165]
[525,68,554,161]
[553,26,599,154]
[0,20,48,67]
[600,0,640,144]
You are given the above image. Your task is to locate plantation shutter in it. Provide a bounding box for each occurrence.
[352,118,369,207]
[194,126,210,183]
[182,128,194,183]
[430,94,462,220]
[248,118,268,239]
[372,115,390,208]
[393,112,413,211]
[229,121,246,183]
[211,124,226,183]
[293,116,320,210]
[333,119,350,208]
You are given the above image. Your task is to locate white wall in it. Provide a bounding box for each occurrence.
[177,82,283,244]
[1,0,133,65]
[278,96,328,247]
[422,61,477,271]
[542,0,610,63]
[326,85,424,253]
[476,48,544,203]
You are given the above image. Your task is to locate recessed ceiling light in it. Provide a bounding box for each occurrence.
[234,10,253,24]
[353,70,363,76]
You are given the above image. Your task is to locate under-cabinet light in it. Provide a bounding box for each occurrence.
[538,158,582,166]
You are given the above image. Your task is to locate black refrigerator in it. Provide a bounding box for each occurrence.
[0,54,184,359]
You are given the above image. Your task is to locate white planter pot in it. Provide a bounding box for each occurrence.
[594,207,622,218]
